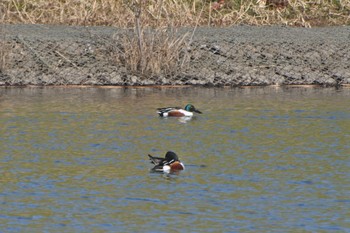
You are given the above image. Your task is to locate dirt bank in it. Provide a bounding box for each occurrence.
[1,24,350,86]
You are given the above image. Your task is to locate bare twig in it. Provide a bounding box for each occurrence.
[55,51,78,68]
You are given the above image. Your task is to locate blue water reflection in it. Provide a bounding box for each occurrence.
[0,87,349,232]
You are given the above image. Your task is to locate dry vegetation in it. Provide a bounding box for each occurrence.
[1,0,349,80]
[0,25,10,73]
[0,42,7,73]
[110,1,194,77]
[0,0,349,27]
[117,29,190,77]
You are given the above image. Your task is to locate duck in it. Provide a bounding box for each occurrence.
[148,151,185,173]
[157,104,202,117]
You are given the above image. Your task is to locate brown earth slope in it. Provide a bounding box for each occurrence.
[1,24,350,86]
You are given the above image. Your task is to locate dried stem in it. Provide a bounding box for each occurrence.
[1,0,349,27]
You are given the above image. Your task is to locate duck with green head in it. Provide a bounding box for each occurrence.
[157,104,202,117]
[148,151,185,173]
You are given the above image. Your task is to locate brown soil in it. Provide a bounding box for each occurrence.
[1,24,350,87]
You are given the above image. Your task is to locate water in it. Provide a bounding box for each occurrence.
[1,86,349,232]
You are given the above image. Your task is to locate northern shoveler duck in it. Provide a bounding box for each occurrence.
[148,151,185,173]
[157,104,202,117]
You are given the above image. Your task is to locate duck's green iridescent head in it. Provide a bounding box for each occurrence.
[184,104,202,114]
[184,104,194,111]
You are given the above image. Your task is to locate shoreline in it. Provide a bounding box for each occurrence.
[1,24,350,87]
[0,84,350,89]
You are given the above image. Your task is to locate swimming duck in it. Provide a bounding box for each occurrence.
[148,151,185,173]
[157,104,202,117]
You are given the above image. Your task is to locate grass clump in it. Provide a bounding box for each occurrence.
[0,41,7,73]
[118,29,189,78]
[116,1,191,78]
[0,25,10,74]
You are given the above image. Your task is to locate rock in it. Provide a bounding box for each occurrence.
[2,24,350,87]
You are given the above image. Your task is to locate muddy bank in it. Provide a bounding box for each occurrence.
[1,24,350,86]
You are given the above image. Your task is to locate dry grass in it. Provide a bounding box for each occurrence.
[1,0,349,79]
[114,1,192,77]
[0,25,11,73]
[0,41,6,73]
[117,29,190,77]
[1,0,349,27]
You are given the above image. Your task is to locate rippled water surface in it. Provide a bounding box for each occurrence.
[1,87,349,232]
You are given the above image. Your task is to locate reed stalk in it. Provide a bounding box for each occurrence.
[117,0,190,78]
[0,0,349,27]
[0,24,10,73]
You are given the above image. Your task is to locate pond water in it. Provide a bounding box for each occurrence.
[1,86,349,232]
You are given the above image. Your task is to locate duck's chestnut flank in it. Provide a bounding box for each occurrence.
[157,104,202,117]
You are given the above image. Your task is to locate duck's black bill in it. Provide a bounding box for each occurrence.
[195,109,202,114]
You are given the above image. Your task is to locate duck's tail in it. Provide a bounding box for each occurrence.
[148,154,164,165]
